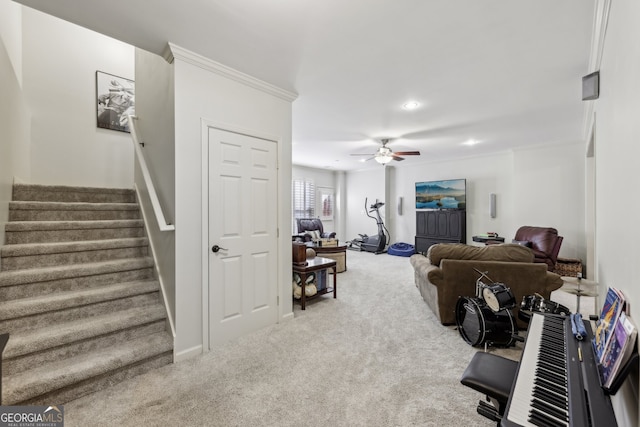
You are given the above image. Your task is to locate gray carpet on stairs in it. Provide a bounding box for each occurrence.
[63,250,523,427]
[0,184,172,406]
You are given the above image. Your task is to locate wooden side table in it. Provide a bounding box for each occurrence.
[292,256,337,310]
[472,235,505,245]
[309,244,347,273]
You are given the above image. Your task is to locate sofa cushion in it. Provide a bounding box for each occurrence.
[426,243,534,265]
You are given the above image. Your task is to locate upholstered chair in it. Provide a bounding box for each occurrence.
[295,218,336,242]
[512,226,563,271]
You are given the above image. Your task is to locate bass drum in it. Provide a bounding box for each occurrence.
[455,297,516,347]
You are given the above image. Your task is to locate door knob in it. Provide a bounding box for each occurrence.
[211,245,227,253]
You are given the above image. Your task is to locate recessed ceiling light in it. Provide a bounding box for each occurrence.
[464,139,480,146]
[402,101,420,110]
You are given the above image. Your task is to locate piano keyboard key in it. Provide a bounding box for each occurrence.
[505,314,569,427]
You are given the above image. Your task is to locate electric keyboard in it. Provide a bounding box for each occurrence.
[501,313,617,427]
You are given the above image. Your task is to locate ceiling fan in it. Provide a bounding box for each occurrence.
[351,139,421,164]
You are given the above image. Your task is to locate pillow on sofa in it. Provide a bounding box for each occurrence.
[308,230,321,240]
[426,243,534,265]
[512,239,532,247]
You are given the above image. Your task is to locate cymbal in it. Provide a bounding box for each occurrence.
[562,288,598,297]
[561,276,598,286]
[560,276,598,297]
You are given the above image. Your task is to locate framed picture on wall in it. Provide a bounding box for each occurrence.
[318,187,334,221]
[96,71,135,133]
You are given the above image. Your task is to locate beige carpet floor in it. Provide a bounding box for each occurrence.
[63,250,532,426]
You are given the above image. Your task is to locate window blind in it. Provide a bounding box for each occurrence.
[292,179,315,233]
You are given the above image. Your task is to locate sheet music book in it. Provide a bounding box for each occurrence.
[601,312,637,388]
[593,287,626,364]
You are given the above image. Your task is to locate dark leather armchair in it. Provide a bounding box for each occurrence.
[295,218,336,242]
[513,226,563,271]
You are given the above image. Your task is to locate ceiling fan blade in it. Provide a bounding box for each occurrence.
[393,151,421,156]
[391,155,405,161]
[350,153,375,156]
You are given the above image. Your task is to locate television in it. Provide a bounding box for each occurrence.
[415,179,466,209]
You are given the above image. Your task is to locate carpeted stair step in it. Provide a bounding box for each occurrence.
[0,237,149,271]
[0,183,174,406]
[0,279,160,323]
[3,304,167,375]
[4,219,145,244]
[2,331,173,405]
[9,201,140,221]
[0,287,161,335]
[0,258,154,301]
[12,184,135,204]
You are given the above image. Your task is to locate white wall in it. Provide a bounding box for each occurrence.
[0,0,22,86]
[22,8,135,188]
[594,1,640,424]
[0,0,31,246]
[391,152,516,246]
[134,49,175,222]
[292,165,339,235]
[511,143,585,260]
[134,48,176,331]
[349,144,585,260]
[344,168,386,242]
[170,46,295,358]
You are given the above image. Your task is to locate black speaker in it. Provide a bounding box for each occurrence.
[582,71,599,101]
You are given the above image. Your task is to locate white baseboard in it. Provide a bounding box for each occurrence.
[174,344,203,362]
[280,312,295,323]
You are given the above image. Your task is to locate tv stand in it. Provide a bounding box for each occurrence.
[415,210,466,254]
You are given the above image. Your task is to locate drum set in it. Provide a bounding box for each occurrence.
[519,293,570,322]
[455,270,517,348]
[456,269,573,348]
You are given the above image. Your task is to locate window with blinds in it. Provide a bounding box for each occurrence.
[292,179,315,233]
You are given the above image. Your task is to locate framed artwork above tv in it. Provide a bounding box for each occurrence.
[415,179,466,209]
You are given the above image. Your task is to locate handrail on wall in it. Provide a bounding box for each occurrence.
[128,115,175,232]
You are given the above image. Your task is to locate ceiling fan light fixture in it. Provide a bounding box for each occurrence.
[374,154,393,164]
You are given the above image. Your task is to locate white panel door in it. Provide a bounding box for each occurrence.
[208,127,278,347]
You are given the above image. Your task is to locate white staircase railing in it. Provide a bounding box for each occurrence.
[128,115,175,232]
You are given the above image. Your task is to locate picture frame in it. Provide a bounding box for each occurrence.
[318,187,334,221]
[96,71,135,133]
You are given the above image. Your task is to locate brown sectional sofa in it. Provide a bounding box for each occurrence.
[410,243,563,328]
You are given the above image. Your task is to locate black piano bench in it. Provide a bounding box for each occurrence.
[460,351,518,423]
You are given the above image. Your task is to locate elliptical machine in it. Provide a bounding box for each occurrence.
[347,198,388,254]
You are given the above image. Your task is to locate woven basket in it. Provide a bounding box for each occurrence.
[554,257,583,277]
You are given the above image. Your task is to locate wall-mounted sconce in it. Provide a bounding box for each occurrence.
[490,193,496,218]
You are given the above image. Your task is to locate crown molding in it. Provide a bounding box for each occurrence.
[163,43,297,102]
